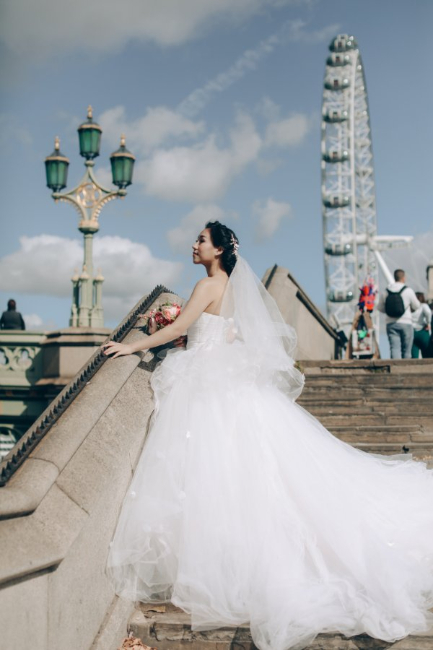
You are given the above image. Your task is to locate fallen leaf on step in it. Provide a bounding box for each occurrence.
[142,604,166,614]
[118,635,157,650]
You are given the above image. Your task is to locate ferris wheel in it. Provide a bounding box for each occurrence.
[321,34,413,342]
[321,34,381,334]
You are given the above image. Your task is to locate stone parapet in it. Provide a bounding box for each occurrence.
[262,265,342,360]
[0,330,45,388]
[0,287,179,650]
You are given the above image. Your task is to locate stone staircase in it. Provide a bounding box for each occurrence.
[125,358,433,650]
[126,601,433,650]
[298,359,433,467]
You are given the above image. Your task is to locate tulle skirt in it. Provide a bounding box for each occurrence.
[107,343,433,650]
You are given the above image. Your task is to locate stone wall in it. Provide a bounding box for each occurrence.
[0,291,178,650]
[262,265,341,360]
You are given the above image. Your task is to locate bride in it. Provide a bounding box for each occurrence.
[103,221,433,650]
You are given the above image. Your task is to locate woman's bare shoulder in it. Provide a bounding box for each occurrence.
[194,276,224,290]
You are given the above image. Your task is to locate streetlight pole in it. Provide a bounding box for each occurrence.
[44,106,135,328]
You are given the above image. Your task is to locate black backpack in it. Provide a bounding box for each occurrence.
[385,286,407,318]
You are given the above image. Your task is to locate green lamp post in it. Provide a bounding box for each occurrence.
[44,106,135,328]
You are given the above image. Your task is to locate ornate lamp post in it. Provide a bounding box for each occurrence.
[44,106,135,327]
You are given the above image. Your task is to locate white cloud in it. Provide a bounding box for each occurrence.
[253,197,293,241]
[287,20,341,44]
[0,235,83,297]
[167,204,238,254]
[23,313,44,330]
[0,234,182,322]
[178,19,340,118]
[138,112,262,202]
[22,313,58,331]
[178,27,285,118]
[93,165,114,191]
[256,97,282,122]
[96,101,312,202]
[265,113,311,148]
[256,157,284,176]
[0,0,309,63]
[99,105,205,153]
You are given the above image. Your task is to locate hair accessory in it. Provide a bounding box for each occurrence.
[230,234,239,257]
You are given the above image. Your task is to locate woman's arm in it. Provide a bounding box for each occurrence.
[103,278,215,359]
[422,303,432,329]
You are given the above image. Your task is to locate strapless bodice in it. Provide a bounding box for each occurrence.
[186,312,228,349]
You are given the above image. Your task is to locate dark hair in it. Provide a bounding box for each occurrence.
[205,221,239,276]
[7,299,16,310]
[394,269,405,282]
[416,292,426,303]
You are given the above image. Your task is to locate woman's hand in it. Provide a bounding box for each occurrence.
[102,341,135,359]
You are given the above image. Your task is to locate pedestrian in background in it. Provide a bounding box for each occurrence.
[411,292,431,358]
[0,299,26,330]
[378,269,419,359]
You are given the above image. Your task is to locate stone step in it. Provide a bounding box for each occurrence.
[351,440,433,453]
[350,445,433,467]
[128,602,433,650]
[299,389,433,401]
[301,360,433,374]
[299,402,433,414]
[303,377,432,390]
[334,430,433,444]
[329,437,432,455]
[303,368,432,379]
[330,424,424,433]
[329,425,427,440]
[311,414,432,428]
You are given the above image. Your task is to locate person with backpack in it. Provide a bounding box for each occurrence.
[377,269,420,359]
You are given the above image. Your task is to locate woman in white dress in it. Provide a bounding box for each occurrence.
[104,222,433,650]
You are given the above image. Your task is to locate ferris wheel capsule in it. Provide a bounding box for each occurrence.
[324,77,350,91]
[322,108,348,123]
[329,34,358,52]
[325,243,353,256]
[328,289,355,303]
[322,149,349,163]
[327,53,351,67]
[323,193,351,208]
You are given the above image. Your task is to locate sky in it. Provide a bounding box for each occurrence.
[0,0,432,354]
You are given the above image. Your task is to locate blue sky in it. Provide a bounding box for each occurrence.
[0,0,432,350]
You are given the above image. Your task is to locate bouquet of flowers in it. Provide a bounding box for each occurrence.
[143,301,182,332]
[142,301,186,350]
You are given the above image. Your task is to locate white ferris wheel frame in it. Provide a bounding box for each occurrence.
[320,35,411,338]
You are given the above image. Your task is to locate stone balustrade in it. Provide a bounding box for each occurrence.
[0,331,45,388]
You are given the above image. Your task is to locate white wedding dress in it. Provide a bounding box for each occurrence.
[107,259,433,650]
